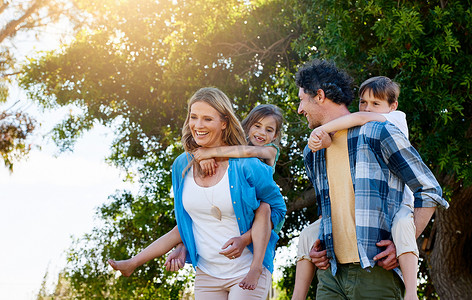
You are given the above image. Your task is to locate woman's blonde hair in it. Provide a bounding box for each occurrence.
[182,87,247,153]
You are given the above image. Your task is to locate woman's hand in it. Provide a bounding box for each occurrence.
[164,243,187,271]
[219,236,249,259]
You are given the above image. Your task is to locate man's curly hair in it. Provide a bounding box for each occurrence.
[295,59,354,107]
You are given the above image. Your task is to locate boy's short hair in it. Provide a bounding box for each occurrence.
[359,76,400,105]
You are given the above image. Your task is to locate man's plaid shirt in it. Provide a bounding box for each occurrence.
[304,120,449,275]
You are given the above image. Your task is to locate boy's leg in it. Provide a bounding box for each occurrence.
[392,205,418,300]
[398,253,418,300]
[239,202,271,290]
[292,220,320,299]
[108,225,182,276]
[292,259,316,300]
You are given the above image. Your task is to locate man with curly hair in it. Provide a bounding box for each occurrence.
[295,59,447,299]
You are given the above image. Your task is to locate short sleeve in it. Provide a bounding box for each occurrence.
[382,111,409,138]
[296,220,321,262]
[264,143,280,172]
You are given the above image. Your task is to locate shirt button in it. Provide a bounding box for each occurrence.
[328,236,331,240]
[238,218,240,220]
[233,201,236,204]
[231,186,234,188]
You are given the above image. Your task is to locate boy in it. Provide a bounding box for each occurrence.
[294,76,419,300]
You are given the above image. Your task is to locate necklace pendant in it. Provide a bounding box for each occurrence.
[211,205,222,221]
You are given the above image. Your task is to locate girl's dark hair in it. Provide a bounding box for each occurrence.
[295,59,354,107]
[242,104,284,146]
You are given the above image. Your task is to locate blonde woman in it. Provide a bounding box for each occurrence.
[109,87,286,299]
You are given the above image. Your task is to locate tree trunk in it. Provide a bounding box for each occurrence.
[427,184,472,299]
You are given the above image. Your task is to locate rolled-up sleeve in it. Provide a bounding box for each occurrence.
[380,124,449,209]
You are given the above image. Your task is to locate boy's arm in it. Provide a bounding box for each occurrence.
[194,145,277,166]
[308,112,387,152]
[318,112,387,134]
[309,129,332,152]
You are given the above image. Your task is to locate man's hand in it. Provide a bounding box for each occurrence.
[309,239,330,270]
[374,240,399,270]
[164,243,187,271]
[219,236,249,259]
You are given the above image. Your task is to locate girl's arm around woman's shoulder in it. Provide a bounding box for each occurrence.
[194,145,277,166]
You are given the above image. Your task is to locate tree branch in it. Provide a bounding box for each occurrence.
[215,32,295,59]
[0,0,48,43]
[286,188,316,214]
[0,1,9,15]
[1,71,22,78]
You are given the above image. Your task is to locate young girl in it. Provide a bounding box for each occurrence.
[191,104,284,290]
[109,103,285,291]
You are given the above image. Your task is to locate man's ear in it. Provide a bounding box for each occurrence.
[317,89,326,103]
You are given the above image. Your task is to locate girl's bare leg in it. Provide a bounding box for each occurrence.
[108,225,182,277]
[239,202,271,290]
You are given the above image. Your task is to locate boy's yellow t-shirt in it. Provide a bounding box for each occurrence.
[325,129,359,263]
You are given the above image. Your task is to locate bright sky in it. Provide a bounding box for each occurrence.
[0,15,137,298]
[0,98,136,299]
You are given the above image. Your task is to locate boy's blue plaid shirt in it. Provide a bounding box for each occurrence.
[303,121,449,275]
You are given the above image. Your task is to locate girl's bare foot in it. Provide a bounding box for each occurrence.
[108,259,136,277]
[239,267,262,290]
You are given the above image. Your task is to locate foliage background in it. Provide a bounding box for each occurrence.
[13,0,471,299]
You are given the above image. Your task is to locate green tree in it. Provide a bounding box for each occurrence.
[22,0,472,299]
[0,103,36,171]
[22,0,308,298]
[280,0,471,298]
[0,0,79,170]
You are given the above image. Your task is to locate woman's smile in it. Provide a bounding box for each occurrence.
[189,101,227,148]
